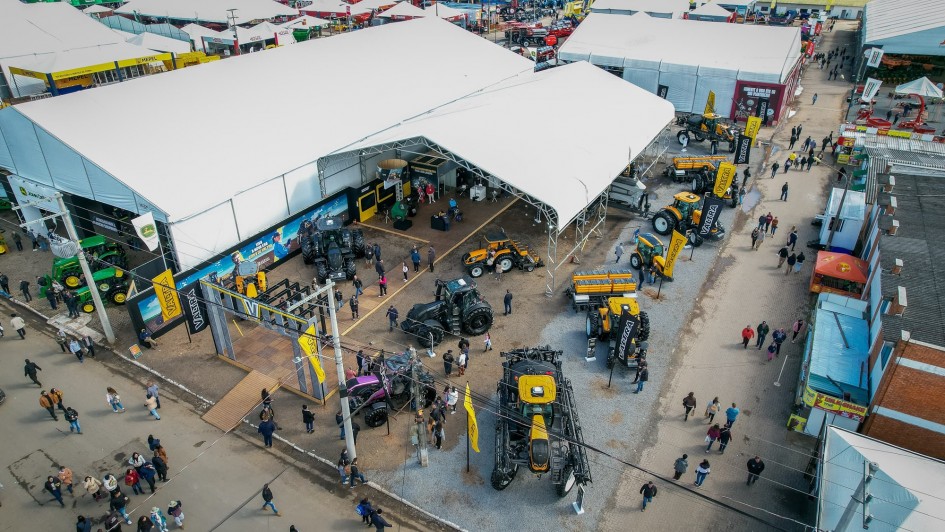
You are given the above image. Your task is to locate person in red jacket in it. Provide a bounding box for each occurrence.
[741,325,754,349]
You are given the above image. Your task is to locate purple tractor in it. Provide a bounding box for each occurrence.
[346,352,436,428]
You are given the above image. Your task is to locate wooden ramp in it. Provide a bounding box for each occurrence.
[202,370,280,432]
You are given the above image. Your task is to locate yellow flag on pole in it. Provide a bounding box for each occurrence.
[663,230,688,279]
[744,116,762,144]
[298,324,326,384]
[464,383,480,453]
[713,162,737,198]
[152,269,182,321]
[704,91,715,115]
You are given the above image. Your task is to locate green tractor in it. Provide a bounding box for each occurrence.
[80,235,128,269]
[50,236,128,290]
[41,267,129,311]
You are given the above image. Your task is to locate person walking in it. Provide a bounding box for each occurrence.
[682,392,697,421]
[718,426,732,454]
[483,332,493,351]
[792,319,806,343]
[806,156,814,171]
[145,394,161,420]
[147,382,160,409]
[350,295,359,320]
[12,314,26,339]
[631,359,648,385]
[44,475,65,507]
[788,134,797,150]
[110,490,133,525]
[58,466,74,496]
[65,406,81,434]
[411,247,421,272]
[24,359,43,386]
[781,182,789,201]
[705,397,721,423]
[787,227,798,252]
[260,483,280,516]
[352,275,363,297]
[427,246,436,272]
[750,228,759,250]
[138,462,157,493]
[55,329,69,352]
[633,365,648,394]
[49,387,67,413]
[773,328,787,356]
[370,508,393,531]
[769,161,779,178]
[76,516,93,532]
[725,403,740,427]
[348,458,367,487]
[167,500,184,529]
[503,289,513,315]
[457,350,467,377]
[784,157,792,173]
[150,507,170,532]
[694,460,711,487]
[136,515,154,532]
[442,349,455,376]
[401,261,409,282]
[106,388,126,413]
[20,279,32,302]
[764,213,773,233]
[302,405,315,433]
[258,415,276,448]
[786,253,797,275]
[385,305,398,332]
[69,337,85,364]
[777,246,789,268]
[639,481,657,512]
[756,214,766,231]
[373,259,385,282]
[40,390,59,420]
[794,251,806,273]
[125,468,143,495]
[754,227,765,250]
[812,93,818,105]
[771,217,779,235]
[767,342,777,362]
[747,456,766,485]
[755,321,769,349]
[705,424,721,452]
[614,242,624,263]
[151,452,168,483]
[378,274,387,296]
[672,454,689,480]
[358,498,375,526]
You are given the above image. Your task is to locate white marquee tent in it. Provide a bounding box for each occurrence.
[0,18,673,273]
[559,12,801,117]
[862,0,945,56]
[590,0,690,18]
[688,2,734,22]
[116,0,298,24]
[378,2,468,20]
[125,32,193,54]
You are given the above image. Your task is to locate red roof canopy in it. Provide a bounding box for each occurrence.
[814,251,869,283]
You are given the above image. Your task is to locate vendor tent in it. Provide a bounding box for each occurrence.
[181,23,226,50]
[83,5,114,15]
[116,0,298,24]
[814,251,869,284]
[378,2,468,20]
[301,0,372,18]
[590,0,689,18]
[688,2,734,22]
[126,32,193,54]
[894,77,944,98]
[862,0,945,56]
[280,15,332,29]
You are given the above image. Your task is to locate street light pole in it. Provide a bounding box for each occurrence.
[325,280,357,461]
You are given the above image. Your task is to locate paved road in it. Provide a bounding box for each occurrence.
[0,304,445,532]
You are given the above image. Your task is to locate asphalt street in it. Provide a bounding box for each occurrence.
[0,307,435,532]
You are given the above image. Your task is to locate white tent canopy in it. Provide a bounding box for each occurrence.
[863,0,945,55]
[894,76,944,98]
[83,4,114,14]
[181,23,226,48]
[280,15,332,29]
[301,0,372,16]
[126,32,193,54]
[116,0,298,24]
[689,2,733,18]
[590,0,689,18]
[378,2,467,20]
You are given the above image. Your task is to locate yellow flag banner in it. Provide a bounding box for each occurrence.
[704,91,715,115]
[713,162,737,198]
[298,324,326,384]
[464,384,480,453]
[744,116,762,143]
[152,269,182,321]
[663,230,688,279]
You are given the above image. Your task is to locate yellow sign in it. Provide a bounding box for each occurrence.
[704,91,715,115]
[298,324,326,384]
[464,384,480,453]
[51,62,117,81]
[663,230,687,279]
[887,129,912,139]
[152,269,182,322]
[116,53,171,68]
[8,67,47,81]
[713,162,737,198]
[803,385,867,422]
[744,116,762,143]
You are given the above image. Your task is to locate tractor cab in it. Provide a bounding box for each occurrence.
[234,261,267,298]
[435,277,480,306]
[637,233,664,263]
[701,113,721,132]
[672,193,700,221]
[518,374,556,474]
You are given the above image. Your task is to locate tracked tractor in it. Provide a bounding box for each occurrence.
[400,277,493,347]
[302,217,364,284]
[462,230,543,279]
[651,192,725,246]
[491,346,591,497]
[676,113,739,153]
[586,297,650,370]
[629,233,671,281]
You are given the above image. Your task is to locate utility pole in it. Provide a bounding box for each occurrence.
[412,345,429,466]
[325,280,357,461]
[226,8,240,56]
[58,194,116,343]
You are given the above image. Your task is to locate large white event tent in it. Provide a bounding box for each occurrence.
[559,12,801,120]
[378,2,468,20]
[116,0,298,24]
[589,0,690,18]
[0,18,672,281]
[862,0,945,56]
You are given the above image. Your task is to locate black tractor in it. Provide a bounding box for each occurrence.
[401,277,494,347]
[301,217,365,284]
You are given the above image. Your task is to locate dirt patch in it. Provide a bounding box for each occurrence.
[609,411,624,424]
[462,468,485,487]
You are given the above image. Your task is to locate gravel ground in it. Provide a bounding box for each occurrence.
[370,145,744,530]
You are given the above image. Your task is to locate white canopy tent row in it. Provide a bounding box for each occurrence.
[378,2,469,21]
[115,0,299,24]
[0,18,672,293]
[894,77,944,99]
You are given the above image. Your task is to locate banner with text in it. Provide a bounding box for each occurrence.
[865,48,884,68]
[132,212,161,252]
[152,269,182,322]
[713,162,737,197]
[663,230,688,279]
[615,308,640,361]
[862,78,882,102]
[744,116,762,143]
[298,323,326,384]
[180,281,209,334]
[464,384,480,453]
[734,134,752,164]
[698,195,725,237]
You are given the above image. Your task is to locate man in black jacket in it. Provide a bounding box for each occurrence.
[747,456,765,485]
[371,508,393,530]
[24,359,42,386]
[639,481,658,511]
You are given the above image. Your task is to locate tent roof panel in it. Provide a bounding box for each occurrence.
[591,0,689,16]
[0,0,125,60]
[115,0,299,24]
[12,18,533,222]
[558,13,801,82]
[6,41,170,74]
[344,62,674,231]
[378,2,468,19]
[863,0,945,46]
[279,15,332,28]
[690,2,733,17]
[126,32,193,54]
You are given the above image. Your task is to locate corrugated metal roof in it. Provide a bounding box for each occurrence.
[863,0,945,46]
[809,294,870,405]
[879,171,945,346]
[855,132,945,203]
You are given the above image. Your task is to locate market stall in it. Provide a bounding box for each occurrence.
[809,251,870,299]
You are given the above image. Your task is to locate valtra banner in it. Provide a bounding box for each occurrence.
[734,134,752,164]
[698,195,725,237]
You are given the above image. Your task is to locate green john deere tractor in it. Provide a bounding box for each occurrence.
[41,267,129,311]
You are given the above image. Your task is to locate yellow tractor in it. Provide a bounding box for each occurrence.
[234,261,267,298]
[563,0,593,20]
[651,192,725,246]
[566,269,636,312]
[676,113,740,153]
[585,296,650,370]
[462,230,543,278]
[629,233,672,281]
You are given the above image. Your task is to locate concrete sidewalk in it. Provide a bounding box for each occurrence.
[597,23,859,532]
[0,304,451,532]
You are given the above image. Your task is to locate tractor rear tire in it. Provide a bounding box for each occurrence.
[497,257,513,273]
[315,262,328,284]
[468,264,485,278]
[109,289,127,305]
[652,211,675,235]
[638,311,650,342]
[689,232,704,247]
[344,258,357,279]
[555,465,577,497]
[677,131,690,145]
[491,465,518,491]
[629,252,643,270]
[463,306,493,336]
[63,272,82,289]
[352,231,365,257]
[585,311,601,339]
[81,301,95,314]
[364,403,388,428]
